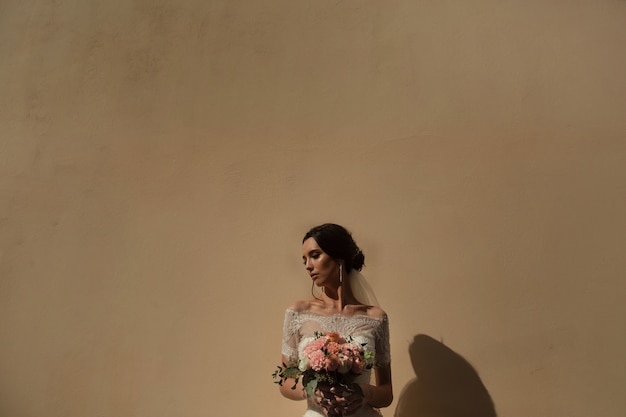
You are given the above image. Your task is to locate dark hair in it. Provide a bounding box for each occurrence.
[303,223,365,273]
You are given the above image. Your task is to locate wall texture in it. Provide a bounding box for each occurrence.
[1,1,625,417]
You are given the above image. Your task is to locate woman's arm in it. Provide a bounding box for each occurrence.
[357,363,393,408]
[277,355,307,401]
[358,306,393,408]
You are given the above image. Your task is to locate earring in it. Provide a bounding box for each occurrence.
[339,264,343,284]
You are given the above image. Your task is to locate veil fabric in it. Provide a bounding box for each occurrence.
[347,269,379,307]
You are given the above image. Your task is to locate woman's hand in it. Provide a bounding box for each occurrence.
[314,383,364,416]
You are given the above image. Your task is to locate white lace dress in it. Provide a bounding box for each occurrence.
[282,309,391,417]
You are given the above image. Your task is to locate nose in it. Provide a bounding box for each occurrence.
[305,258,313,271]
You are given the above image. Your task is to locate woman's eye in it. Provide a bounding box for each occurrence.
[303,252,320,264]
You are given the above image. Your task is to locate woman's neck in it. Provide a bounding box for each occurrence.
[320,284,358,312]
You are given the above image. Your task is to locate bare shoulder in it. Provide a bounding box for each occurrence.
[366,305,388,320]
[286,299,314,313]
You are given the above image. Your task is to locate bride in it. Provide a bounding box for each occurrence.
[279,224,393,417]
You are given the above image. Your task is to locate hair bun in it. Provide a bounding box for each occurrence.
[352,249,365,271]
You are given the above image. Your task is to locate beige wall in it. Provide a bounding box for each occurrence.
[2,1,625,416]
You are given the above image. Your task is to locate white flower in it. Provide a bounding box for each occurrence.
[299,356,309,372]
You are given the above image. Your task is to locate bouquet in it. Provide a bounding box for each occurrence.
[273,332,375,416]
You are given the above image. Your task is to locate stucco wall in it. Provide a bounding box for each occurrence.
[1,1,625,416]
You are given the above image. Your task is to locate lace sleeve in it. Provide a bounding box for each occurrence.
[375,314,391,366]
[281,309,300,363]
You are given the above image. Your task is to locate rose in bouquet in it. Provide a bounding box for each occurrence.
[273,332,375,415]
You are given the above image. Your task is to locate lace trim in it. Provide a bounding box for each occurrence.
[281,308,391,366]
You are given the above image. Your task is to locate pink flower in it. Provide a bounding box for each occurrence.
[300,333,368,374]
[308,350,326,371]
[326,332,343,343]
[351,356,365,374]
[303,338,326,355]
[342,343,362,355]
[325,342,341,355]
[337,353,354,374]
[325,355,340,371]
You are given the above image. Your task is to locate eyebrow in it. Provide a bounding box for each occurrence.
[302,249,321,258]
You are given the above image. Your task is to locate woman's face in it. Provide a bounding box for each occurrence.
[302,237,340,287]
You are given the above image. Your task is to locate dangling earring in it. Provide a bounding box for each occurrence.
[339,264,343,285]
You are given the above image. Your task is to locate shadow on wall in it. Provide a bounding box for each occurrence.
[394,334,497,417]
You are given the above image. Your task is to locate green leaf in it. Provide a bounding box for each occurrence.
[304,379,318,398]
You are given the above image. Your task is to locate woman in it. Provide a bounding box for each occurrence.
[280,224,393,417]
